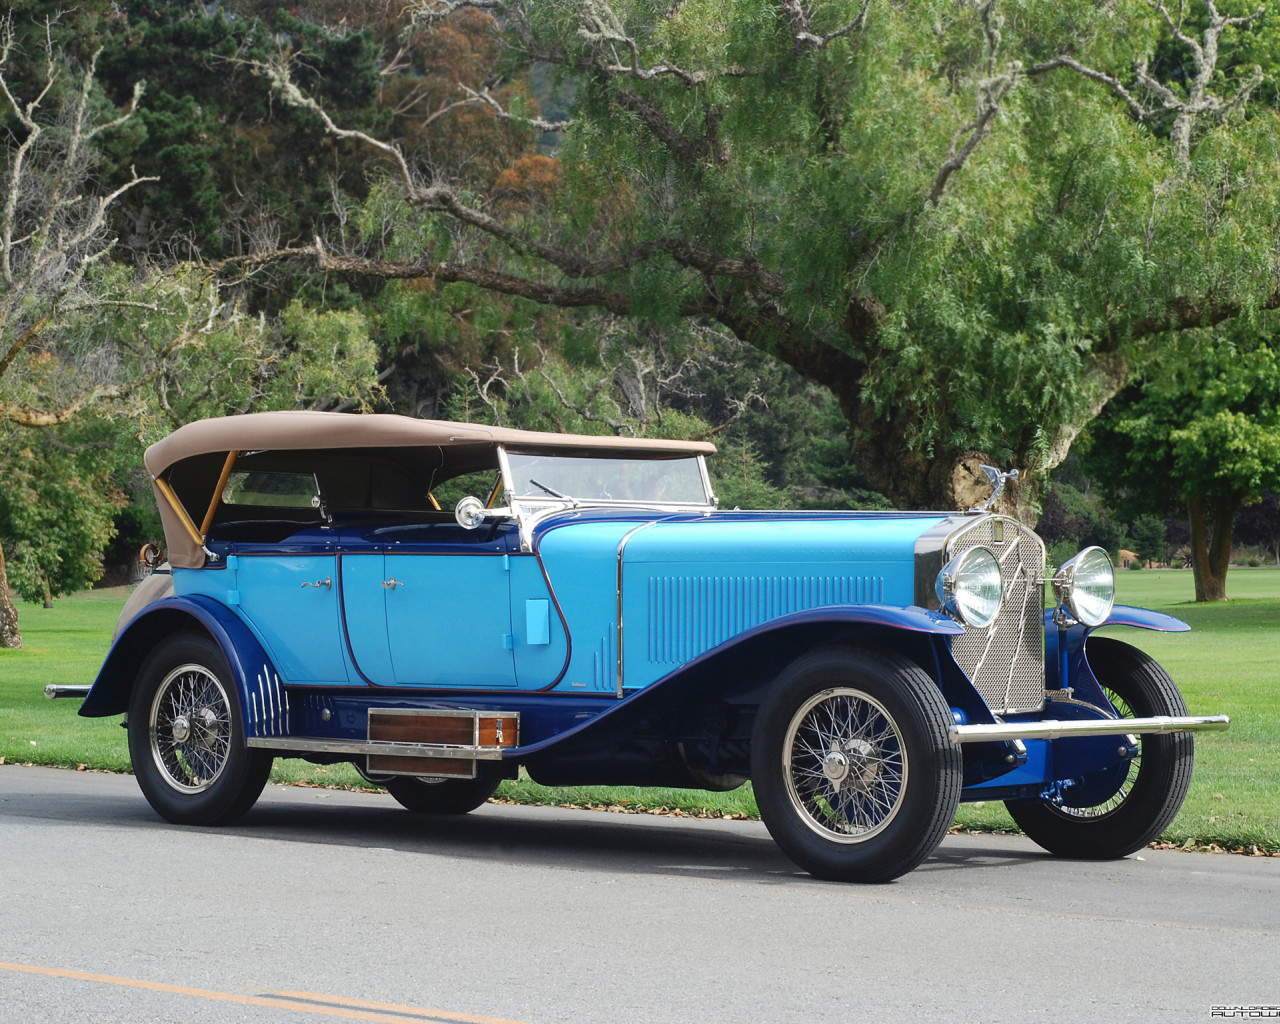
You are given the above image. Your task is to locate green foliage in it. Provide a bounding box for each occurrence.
[89,1,388,261]
[309,0,1280,515]
[1036,481,1122,557]
[1046,538,1082,569]
[1086,332,1280,598]
[709,441,792,510]
[1088,337,1280,518]
[1130,513,1168,565]
[0,427,124,603]
[106,271,384,443]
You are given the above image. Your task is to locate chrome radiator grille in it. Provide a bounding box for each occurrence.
[944,517,1047,715]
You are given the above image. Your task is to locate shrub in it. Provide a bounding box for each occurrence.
[1046,539,1080,569]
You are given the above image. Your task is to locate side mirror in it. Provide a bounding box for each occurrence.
[455,496,511,530]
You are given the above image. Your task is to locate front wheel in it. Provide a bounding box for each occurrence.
[383,774,500,815]
[1005,637,1194,859]
[128,635,273,825]
[751,647,962,883]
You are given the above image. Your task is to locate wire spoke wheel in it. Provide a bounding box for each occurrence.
[751,646,961,883]
[128,635,273,826]
[784,689,907,843]
[150,664,233,793]
[1058,686,1139,819]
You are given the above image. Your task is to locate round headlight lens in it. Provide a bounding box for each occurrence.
[1053,546,1115,627]
[936,546,1003,629]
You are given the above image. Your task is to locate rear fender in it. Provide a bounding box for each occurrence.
[81,595,288,740]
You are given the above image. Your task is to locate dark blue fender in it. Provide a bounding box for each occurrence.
[968,604,1194,800]
[1045,604,1190,699]
[1093,604,1191,633]
[80,595,289,739]
[510,605,963,775]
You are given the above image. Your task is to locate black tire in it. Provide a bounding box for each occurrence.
[383,774,500,815]
[127,634,273,825]
[1005,637,1194,859]
[750,646,963,883]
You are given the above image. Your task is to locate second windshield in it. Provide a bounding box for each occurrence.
[504,452,709,505]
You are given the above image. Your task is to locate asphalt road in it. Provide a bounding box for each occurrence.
[0,765,1275,1024]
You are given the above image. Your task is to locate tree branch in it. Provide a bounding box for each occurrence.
[1027,1,1264,168]
[0,320,202,427]
[227,242,637,314]
[783,0,871,52]
[458,83,572,132]
[255,58,422,200]
[929,1,1016,206]
[1025,56,1152,120]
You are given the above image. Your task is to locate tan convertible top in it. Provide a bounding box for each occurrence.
[144,411,714,478]
[146,412,715,567]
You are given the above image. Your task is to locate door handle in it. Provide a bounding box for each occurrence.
[301,577,332,589]
[381,578,404,589]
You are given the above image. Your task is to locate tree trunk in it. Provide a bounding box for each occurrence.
[0,538,21,649]
[1188,492,1240,602]
[41,572,53,609]
[850,411,1036,522]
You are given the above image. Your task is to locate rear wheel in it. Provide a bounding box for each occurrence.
[1005,637,1194,859]
[128,635,273,825]
[383,775,500,815]
[751,647,962,883]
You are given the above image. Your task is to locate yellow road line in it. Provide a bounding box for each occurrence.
[263,989,532,1024]
[0,961,534,1024]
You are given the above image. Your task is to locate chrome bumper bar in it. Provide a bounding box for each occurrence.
[44,684,92,700]
[949,714,1230,745]
[245,736,506,760]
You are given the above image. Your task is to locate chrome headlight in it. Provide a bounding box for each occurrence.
[936,546,1003,629]
[1053,546,1115,626]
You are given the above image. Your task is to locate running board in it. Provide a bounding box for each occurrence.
[949,714,1229,745]
[246,708,519,780]
[244,736,508,760]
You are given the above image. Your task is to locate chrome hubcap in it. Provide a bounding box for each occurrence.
[822,747,851,789]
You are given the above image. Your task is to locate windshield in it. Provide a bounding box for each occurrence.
[505,452,710,505]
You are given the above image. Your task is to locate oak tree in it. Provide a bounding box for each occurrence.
[258,0,1280,519]
[1086,337,1280,600]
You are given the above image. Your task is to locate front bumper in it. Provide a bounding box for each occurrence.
[949,714,1229,745]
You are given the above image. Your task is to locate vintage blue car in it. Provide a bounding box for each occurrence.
[62,412,1228,881]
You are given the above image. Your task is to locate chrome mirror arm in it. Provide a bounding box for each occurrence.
[455,495,513,530]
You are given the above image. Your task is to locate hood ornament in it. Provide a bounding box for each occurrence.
[972,465,1019,512]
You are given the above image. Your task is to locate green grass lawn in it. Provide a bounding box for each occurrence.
[954,568,1280,850]
[2,569,1277,849]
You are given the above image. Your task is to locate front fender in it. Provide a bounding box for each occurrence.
[1043,603,1190,702]
[513,605,963,769]
[1090,604,1190,633]
[81,595,288,739]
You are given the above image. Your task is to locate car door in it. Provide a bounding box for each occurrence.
[234,548,349,684]
[340,523,519,689]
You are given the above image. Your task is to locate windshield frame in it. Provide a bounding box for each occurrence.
[496,446,716,548]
